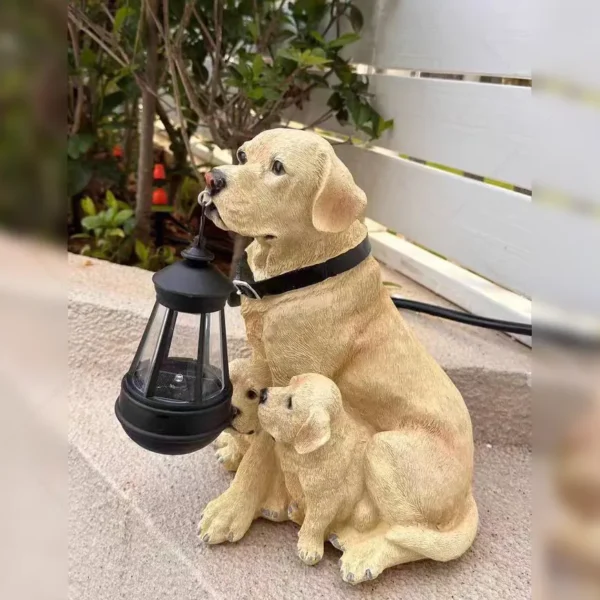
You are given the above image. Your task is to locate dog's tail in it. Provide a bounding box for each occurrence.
[384,493,478,562]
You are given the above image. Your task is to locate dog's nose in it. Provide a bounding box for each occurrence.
[204,169,226,195]
[231,405,240,420]
[259,388,268,404]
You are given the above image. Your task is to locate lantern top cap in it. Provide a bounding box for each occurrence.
[152,204,235,313]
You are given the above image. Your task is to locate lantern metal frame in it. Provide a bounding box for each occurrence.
[115,207,236,455]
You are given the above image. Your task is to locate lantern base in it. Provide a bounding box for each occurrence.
[115,372,233,455]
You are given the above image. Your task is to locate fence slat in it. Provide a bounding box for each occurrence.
[288,76,532,188]
[336,145,532,296]
[348,0,532,77]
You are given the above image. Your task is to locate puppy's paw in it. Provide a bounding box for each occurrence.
[260,508,285,522]
[328,533,345,551]
[298,530,324,565]
[215,446,242,472]
[198,491,254,545]
[287,502,304,524]
[297,543,323,566]
[212,432,243,472]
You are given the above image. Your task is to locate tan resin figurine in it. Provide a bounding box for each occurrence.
[198,128,478,584]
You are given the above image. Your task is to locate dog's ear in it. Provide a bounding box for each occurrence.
[294,408,331,455]
[312,150,367,233]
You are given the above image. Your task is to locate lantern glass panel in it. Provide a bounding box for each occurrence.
[130,308,227,407]
[131,302,168,393]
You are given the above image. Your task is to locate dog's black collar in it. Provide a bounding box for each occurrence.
[230,236,371,302]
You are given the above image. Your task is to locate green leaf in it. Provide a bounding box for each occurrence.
[309,30,326,44]
[67,161,93,196]
[106,228,125,238]
[105,190,118,210]
[70,233,91,240]
[375,117,394,138]
[334,63,354,85]
[135,239,149,262]
[298,50,332,67]
[80,196,96,216]
[105,206,118,223]
[247,21,259,42]
[123,218,135,235]
[114,209,134,226]
[252,54,265,77]
[67,134,95,160]
[349,5,364,32]
[328,32,361,49]
[79,47,96,69]
[263,87,281,101]
[327,91,343,111]
[114,6,136,34]
[81,215,103,231]
[277,48,301,62]
[247,87,265,100]
[336,107,349,126]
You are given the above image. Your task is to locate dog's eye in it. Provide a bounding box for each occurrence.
[272,160,285,175]
[247,389,258,400]
[237,149,247,164]
[287,396,293,409]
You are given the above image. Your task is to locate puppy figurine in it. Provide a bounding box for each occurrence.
[213,358,269,471]
[259,374,478,583]
[258,374,375,566]
[200,359,290,541]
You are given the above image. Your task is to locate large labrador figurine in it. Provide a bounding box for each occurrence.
[199,129,478,582]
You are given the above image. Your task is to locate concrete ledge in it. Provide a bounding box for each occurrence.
[69,253,530,446]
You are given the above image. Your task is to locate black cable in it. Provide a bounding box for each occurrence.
[391,297,532,336]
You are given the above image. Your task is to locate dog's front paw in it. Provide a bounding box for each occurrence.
[297,538,324,566]
[198,491,254,544]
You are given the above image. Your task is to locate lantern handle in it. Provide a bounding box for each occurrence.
[181,195,215,263]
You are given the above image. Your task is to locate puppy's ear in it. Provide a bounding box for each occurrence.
[294,408,331,455]
[312,150,367,233]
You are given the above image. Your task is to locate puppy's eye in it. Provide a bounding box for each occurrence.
[246,389,258,400]
[237,149,247,164]
[272,160,285,175]
[287,396,293,409]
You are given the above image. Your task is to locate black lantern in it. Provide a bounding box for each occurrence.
[115,208,236,455]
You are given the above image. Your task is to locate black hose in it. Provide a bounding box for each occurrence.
[391,297,532,336]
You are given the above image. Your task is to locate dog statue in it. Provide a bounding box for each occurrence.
[258,374,478,581]
[199,128,478,583]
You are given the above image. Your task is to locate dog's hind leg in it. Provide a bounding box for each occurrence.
[339,533,423,584]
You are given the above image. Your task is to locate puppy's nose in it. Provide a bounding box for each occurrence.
[259,388,268,404]
[231,405,240,420]
[204,169,226,195]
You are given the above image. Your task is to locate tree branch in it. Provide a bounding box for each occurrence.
[161,0,202,180]
[302,109,335,130]
[67,21,84,136]
[135,0,160,243]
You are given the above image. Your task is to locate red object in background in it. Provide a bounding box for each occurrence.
[153,163,166,180]
[112,145,124,158]
[152,188,168,205]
